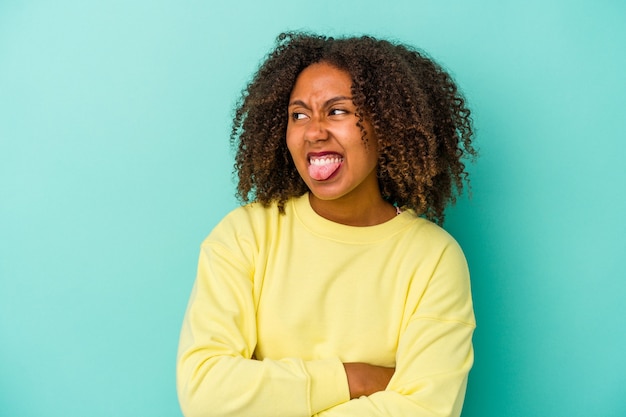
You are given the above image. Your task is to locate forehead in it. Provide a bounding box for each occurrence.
[289,62,353,100]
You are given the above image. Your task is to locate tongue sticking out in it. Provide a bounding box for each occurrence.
[308,159,342,181]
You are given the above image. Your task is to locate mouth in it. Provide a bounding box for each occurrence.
[307,153,344,181]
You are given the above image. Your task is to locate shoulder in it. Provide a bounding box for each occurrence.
[201,200,288,252]
[215,202,279,231]
[396,215,470,282]
[400,213,464,254]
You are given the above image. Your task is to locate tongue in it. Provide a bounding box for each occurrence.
[308,160,341,181]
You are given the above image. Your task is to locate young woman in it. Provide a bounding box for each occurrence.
[177,32,477,417]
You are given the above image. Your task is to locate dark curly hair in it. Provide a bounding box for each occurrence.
[231,32,476,224]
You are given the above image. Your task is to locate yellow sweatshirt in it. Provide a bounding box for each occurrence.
[177,193,475,417]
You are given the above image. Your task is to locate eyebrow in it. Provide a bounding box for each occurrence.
[288,96,353,109]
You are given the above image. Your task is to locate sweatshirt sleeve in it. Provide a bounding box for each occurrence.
[176,232,350,417]
[315,238,475,417]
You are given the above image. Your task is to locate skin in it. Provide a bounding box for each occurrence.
[286,62,397,227]
[343,363,395,399]
[287,62,396,397]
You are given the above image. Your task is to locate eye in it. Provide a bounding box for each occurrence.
[329,108,348,116]
[291,112,308,121]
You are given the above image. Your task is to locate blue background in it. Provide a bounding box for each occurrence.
[1,1,625,416]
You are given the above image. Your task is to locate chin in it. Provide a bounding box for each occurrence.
[308,187,350,202]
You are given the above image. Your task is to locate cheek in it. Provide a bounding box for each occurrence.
[285,129,302,155]
[285,136,295,156]
[285,137,301,167]
[363,142,380,173]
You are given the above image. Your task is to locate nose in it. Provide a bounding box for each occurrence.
[303,115,329,143]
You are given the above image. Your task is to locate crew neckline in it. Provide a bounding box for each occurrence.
[290,193,420,244]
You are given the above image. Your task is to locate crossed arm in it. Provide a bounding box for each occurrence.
[177,239,475,417]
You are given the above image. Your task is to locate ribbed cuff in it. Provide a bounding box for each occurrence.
[304,358,351,415]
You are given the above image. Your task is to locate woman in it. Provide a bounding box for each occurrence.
[177,32,477,417]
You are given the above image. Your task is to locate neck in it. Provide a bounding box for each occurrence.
[308,192,397,227]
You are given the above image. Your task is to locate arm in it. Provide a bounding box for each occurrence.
[176,240,350,417]
[317,241,475,417]
[343,363,395,399]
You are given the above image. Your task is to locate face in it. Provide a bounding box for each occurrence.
[286,62,380,204]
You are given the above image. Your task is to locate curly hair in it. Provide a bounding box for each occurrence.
[231,32,476,224]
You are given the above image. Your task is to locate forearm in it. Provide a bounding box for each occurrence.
[177,339,350,417]
[315,376,468,417]
[317,321,474,417]
[343,363,395,399]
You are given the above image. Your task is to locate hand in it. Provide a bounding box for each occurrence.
[343,362,395,399]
